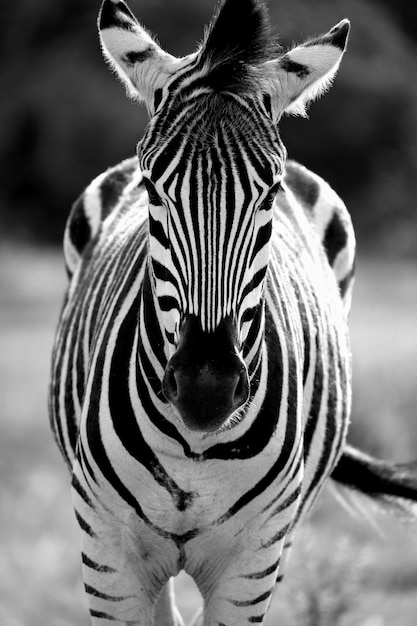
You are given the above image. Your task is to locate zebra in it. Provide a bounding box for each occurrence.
[49,0,417,624]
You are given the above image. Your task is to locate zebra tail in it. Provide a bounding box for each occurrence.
[330,444,417,524]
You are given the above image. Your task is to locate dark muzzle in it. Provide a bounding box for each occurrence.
[162,316,249,432]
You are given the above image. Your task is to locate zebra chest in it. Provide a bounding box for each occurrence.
[117,447,280,537]
[133,457,242,533]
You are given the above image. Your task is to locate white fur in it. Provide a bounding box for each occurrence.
[266,27,348,118]
[99,20,179,108]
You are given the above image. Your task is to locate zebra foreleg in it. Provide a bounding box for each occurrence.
[187,542,286,625]
[72,468,174,625]
[186,540,290,626]
[77,514,157,624]
[79,526,154,624]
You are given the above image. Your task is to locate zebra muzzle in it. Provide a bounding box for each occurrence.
[162,316,250,432]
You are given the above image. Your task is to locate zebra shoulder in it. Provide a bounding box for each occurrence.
[63,156,141,277]
[283,160,356,312]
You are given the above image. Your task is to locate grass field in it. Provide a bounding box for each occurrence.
[1,245,417,626]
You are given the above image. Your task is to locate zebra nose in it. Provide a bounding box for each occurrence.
[162,361,249,432]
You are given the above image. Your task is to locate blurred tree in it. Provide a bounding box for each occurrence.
[1,0,417,255]
[370,0,417,42]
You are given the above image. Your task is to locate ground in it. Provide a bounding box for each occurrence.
[1,245,417,626]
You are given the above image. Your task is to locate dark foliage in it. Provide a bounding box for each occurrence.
[2,0,417,256]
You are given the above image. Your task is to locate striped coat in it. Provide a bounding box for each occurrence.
[49,1,417,624]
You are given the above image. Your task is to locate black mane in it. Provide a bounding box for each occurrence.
[199,0,278,93]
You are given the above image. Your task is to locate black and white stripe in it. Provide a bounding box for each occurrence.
[49,1,417,624]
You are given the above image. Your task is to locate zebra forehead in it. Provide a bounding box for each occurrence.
[140,91,283,178]
[180,97,270,146]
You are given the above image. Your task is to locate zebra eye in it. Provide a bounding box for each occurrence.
[143,178,163,207]
[259,181,283,211]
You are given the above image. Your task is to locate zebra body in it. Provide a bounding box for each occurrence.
[51,156,353,623]
[49,1,417,624]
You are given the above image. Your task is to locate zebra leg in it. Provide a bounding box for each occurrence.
[72,468,168,625]
[201,554,281,624]
[191,541,287,625]
[78,513,156,625]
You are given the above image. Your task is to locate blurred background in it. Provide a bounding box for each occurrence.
[1,0,417,624]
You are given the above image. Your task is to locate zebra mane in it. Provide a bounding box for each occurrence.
[199,0,278,93]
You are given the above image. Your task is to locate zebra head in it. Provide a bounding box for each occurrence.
[99,0,349,432]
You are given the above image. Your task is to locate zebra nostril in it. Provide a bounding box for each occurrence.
[163,365,178,402]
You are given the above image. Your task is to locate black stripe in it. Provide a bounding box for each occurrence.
[243,557,280,580]
[204,302,284,460]
[296,331,340,521]
[141,268,168,369]
[134,343,194,457]
[241,305,258,325]
[153,88,163,111]
[211,269,300,465]
[230,588,273,607]
[100,167,136,219]
[90,610,116,621]
[108,293,195,510]
[307,332,339,496]
[323,212,347,267]
[212,425,299,526]
[136,277,196,457]
[85,337,157,530]
[64,314,82,454]
[149,216,169,249]
[239,267,268,309]
[242,302,264,365]
[266,484,302,520]
[188,143,203,311]
[332,347,349,465]
[123,48,154,65]
[152,259,179,288]
[72,474,95,509]
[280,56,310,78]
[85,584,126,601]
[303,328,323,461]
[82,552,116,573]
[261,522,291,549]
[78,439,99,487]
[137,326,166,398]
[68,195,91,257]
[75,510,95,537]
[50,310,72,468]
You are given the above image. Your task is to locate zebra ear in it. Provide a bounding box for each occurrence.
[98,0,179,111]
[269,19,350,118]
